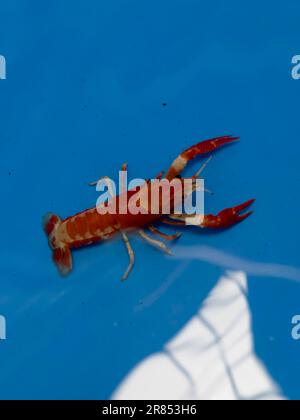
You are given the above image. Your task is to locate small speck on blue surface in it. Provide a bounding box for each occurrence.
[0,0,300,400]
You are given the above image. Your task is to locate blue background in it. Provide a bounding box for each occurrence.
[0,0,299,399]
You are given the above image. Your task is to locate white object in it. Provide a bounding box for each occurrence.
[112,271,284,400]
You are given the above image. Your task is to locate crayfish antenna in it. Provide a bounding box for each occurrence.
[193,156,213,179]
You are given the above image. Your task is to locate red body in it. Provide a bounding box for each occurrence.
[44,135,254,277]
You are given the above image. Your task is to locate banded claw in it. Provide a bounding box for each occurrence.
[202,199,255,229]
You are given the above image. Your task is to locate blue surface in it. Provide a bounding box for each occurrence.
[0,0,300,399]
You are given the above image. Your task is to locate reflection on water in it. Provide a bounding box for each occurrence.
[135,244,300,314]
[174,245,300,283]
[134,261,192,312]
[112,271,284,400]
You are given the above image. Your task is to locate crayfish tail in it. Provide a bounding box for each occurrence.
[43,212,73,277]
[52,245,73,277]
